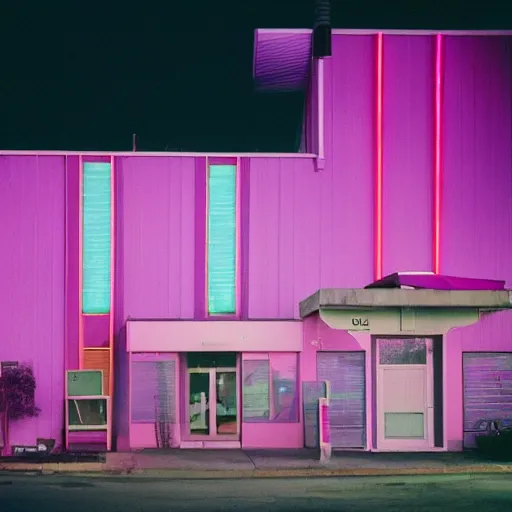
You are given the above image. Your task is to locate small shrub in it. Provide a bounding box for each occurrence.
[0,365,40,420]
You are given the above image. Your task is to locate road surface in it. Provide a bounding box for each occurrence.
[0,473,511,511]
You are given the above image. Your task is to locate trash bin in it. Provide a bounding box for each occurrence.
[475,419,512,461]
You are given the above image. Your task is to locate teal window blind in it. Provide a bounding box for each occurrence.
[207,164,237,315]
[82,162,112,314]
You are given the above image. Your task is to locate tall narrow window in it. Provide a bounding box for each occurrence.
[82,162,112,314]
[207,164,237,315]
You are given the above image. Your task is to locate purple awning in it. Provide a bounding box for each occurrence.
[253,29,312,92]
[366,273,506,291]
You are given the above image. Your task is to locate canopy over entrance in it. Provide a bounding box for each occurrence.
[300,273,512,335]
[366,272,505,291]
[300,273,512,320]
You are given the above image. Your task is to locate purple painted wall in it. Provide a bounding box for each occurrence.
[247,36,378,318]
[65,156,80,370]
[1,32,511,453]
[248,157,320,319]
[323,35,375,288]
[0,156,65,447]
[115,154,324,321]
[117,156,196,321]
[112,155,196,449]
[322,33,512,284]
[441,36,512,283]
[382,36,434,275]
[441,36,512,450]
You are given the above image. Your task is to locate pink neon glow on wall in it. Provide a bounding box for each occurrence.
[65,155,81,370]
[440,35,512,449]
[375,33,384,281]
[381,35,434,275]
[2,34,512,455]
[109,155,115,434]
[204,157,210,315]
[78,154,84,369]
[236,157,242,316]
[434,34,443,274]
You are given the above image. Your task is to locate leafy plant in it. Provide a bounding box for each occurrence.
[0,365,40,420]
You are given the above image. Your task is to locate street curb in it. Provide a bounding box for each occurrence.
[0,462,109,474]
[1,463,511,479]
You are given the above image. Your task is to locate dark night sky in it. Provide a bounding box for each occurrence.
[0,1,509,152]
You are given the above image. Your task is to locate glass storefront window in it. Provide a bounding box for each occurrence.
[242,353,299,423]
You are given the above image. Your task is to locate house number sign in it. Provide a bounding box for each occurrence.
[351,317,369,328]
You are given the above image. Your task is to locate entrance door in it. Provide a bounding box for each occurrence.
[187,367,238,440]
[376,338,433,451]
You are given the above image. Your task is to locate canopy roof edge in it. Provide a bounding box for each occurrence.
[299,288,512,318]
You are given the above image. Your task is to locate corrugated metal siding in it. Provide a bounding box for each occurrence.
[119,156,196,320]
[207,164,237,314]
[382,36,434,275]
[249,35,512,319]
[317,352,366,449]
[463,352,512,448]
[0,155,65,447]
[131,360,176,424]
[247,157,324,319]
[441,36,512,281]
[249,35,376,319]
[82,162,112,314]
[253,32,312,92]
[440,38,512,449]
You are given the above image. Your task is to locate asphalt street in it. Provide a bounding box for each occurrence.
[0,473,511,511]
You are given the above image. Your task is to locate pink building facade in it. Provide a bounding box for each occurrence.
[1,29,512,454]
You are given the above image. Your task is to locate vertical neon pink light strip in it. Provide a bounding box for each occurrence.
[108,155,115,450]
[434,34,443,274]
[78,154,84,369]
[375,33,384,281]
[204,157,210,316]
[64,155,69,451]
[64,155,69,373]
[235,157,242,318]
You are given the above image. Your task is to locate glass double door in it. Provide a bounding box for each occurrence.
[188,367,238,439]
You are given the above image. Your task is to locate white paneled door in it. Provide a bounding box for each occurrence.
[376,338,434,451]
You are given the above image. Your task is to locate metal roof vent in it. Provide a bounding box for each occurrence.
[313,0,332,58]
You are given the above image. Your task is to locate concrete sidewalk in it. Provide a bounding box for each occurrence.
[1,449,512,478]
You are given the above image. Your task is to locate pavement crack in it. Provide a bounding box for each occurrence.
[244,452,257,470]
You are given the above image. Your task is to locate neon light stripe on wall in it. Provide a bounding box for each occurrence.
[78,155,84,368]
[434,34,443,274]
[108,155,115,430]
[207,164,238,315]
[375,33,384,281]
[82,162,112,314]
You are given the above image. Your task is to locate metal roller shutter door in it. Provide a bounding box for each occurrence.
[317,352,366,449]
[131,360,176,424]
[463,352,512,448]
